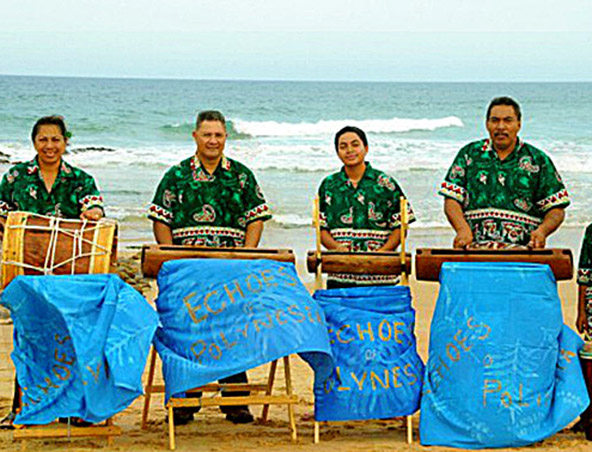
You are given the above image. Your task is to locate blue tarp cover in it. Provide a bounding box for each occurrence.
[1,274,158,425]
[420,262,589,449]
[153,259,334,401]
[313,285,424,421]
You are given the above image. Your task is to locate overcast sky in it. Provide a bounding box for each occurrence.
[1,0,591,81]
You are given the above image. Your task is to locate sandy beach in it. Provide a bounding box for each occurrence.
[0,248,589,452]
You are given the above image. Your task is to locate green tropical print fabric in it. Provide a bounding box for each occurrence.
[578,224,592,286]
[0,157,104,219]
[578,224,592,334]
[148,155,271,247]
[318,163,415,285]
[439,138,570,246]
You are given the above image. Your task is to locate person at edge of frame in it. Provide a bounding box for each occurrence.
[576,223,592,441]
[0,115,105,429]
[147,110,272,425]
[317,125,416,289]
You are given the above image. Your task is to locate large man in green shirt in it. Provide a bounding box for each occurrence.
[148,112,271,247]
[439,97,570,249]
[148,110,271,425]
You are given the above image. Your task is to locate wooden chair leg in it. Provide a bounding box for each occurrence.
[314,421,320,444]
[168,405,176,450]
[261,360,278,421]
[283,356,297,442]
[406,415,412,444]
[106,417,114,446]
[141,347,157,429]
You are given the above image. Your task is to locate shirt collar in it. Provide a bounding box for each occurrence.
[191,154,231,180]
[338,162,374,186]
[27,157,74,179]
[483,137,524,156]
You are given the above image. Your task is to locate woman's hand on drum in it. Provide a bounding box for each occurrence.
[81,207,104,222]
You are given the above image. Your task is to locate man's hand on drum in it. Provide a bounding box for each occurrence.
[453,226,473,249]
[81,207,104,222]
[528,228,547,249]
[577,306,589,335]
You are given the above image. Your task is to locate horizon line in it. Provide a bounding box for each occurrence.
[2,73,592,84]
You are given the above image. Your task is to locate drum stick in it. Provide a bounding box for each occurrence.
[313,197,323,290]
[400,197,408,286]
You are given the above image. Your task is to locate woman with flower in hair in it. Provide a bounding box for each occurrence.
[0,115,104,223]
[0,115,104,428]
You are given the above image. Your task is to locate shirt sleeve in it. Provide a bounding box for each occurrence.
[439,146,469,205]
[387,177,416,229]
[0,172,15,218]
[317,178,329,230]
[534,154,571,213]
[77,173,105,213]
[578,224,592,286]
[241,170,272,225]
[147,168,176,226]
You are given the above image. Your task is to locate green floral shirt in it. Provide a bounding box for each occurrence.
[318,163,416,285]
[439,138,570,246]
[0,157,104,219]
[578,224,592,287]
[148,155,271,247]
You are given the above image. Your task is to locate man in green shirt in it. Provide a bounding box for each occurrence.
[318,125,415,288]
[148,110,271,425]
[439,97,569,249]
[148,113,271,247]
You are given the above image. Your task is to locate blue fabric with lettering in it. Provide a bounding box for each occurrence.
[313,285,424,421]
[153,259,334,401]
[420,262,589,449]
[1,274,158,425]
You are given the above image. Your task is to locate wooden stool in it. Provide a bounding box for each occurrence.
[309,197,415,444]
[13,418,121,450]
[2,212,120,448]
[139,245,300,450]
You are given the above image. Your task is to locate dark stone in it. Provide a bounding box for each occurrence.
[68,146,116,154]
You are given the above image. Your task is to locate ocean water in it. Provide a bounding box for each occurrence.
[1,75,591,259]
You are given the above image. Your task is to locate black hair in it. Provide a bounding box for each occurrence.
[334,126,368,151]
[31,116,68,142]
[486,97,522,121]
[196,110,226,130]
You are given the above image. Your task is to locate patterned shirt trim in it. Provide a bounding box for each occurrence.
[579,268,592,286]
[328,273,401,285]
[439,181,466,203]
[80,194,104,212]
[147,203,174,224]
[244,203,271,223]
[536,188,570,213]
[330,228,392,240]
[172,225,246,240]
[465,208,542,227]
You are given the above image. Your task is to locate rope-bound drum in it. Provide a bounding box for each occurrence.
[1,212,118,289]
